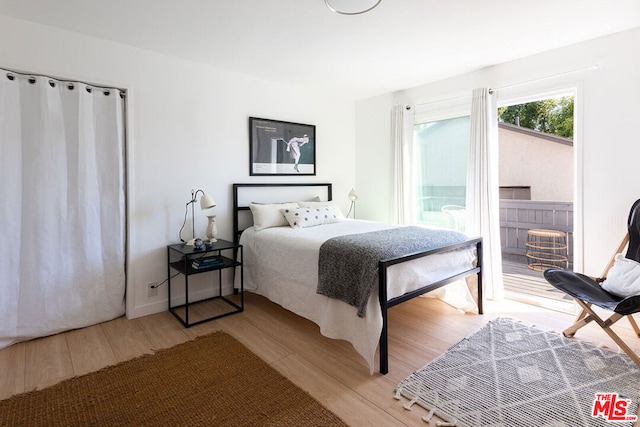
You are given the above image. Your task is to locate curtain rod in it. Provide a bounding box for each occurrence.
[412,64,598,108]
[1,66,126,96]
[412,93,469,108]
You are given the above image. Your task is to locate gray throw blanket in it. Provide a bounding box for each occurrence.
[317,226,468,317]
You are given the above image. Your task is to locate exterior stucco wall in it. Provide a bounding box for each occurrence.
[499,127,573,202]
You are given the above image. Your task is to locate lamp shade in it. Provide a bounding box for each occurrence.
[348,189,359,201]
[200,193,216,209]
[325,0,381,15]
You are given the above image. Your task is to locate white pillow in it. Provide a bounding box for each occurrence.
[249,202,299,231]
[281,207,325,229]
[297,200,345,219]
[601,253,640,298]
[318,205,341,224]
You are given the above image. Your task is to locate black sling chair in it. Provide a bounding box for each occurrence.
[544,199,640,366]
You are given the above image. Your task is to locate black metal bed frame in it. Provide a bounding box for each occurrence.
[232,182,483,374]
[378,238,483,373]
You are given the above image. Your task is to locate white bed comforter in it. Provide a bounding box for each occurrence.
[235,220,477,373]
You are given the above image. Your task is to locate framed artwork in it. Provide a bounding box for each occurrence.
[249,117,316,176]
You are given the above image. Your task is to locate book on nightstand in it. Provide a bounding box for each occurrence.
[191,256,224,269]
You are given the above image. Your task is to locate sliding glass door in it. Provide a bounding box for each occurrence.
[413,116,470,231]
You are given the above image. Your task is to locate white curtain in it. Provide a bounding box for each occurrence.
[0,69,126,349]
[391,104,414,224]
[466,88,504,300]
[392,103,478,312]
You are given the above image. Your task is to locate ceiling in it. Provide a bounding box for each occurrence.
[2,0,640,100]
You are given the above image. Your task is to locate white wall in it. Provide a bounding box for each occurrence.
[0,16,357,319]
[356,27,640,276]
[354,92,393,222]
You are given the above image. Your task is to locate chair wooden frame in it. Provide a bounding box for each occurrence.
[560,235,640,366]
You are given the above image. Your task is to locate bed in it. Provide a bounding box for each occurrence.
[233,183,483,374]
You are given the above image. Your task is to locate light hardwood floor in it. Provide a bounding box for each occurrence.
[2,293,640,426]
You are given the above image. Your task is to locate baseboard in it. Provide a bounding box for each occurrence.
[127,284,236,320]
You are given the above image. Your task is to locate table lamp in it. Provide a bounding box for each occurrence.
[347,188,358,219]
[180,189,216,245]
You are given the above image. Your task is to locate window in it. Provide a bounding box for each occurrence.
[413,115,470,231]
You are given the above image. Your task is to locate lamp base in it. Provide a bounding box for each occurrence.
[184,239,196,246]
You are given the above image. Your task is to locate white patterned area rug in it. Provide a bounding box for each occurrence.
[395,318,640,426]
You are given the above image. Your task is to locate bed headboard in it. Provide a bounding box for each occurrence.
[233,183,333,243]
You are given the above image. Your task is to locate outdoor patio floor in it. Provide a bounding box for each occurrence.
[502,259,575,314]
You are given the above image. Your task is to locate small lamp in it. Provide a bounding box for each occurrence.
[180,189,216,245]
[346,188,358,219]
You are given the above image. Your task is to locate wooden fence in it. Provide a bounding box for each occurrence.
[499,200,573,268]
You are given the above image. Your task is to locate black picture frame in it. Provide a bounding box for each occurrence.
[249,117,316,176]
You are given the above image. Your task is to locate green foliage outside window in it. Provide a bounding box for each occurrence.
[498,97,574,139]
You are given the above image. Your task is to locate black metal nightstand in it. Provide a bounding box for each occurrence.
[167,239,243,327]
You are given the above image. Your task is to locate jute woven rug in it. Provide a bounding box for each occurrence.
[0,331,347,426]
[396,318,640,426]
